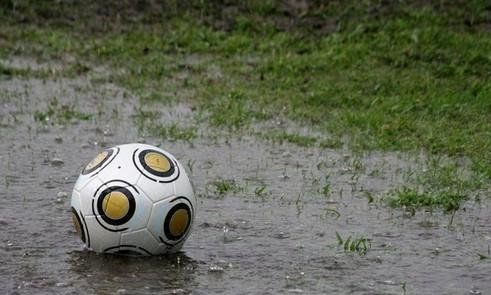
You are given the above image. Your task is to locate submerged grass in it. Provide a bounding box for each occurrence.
[335,231,371,256]
[33,97,92,124]
[134,108,197,142]
[1,1,490,210]
[0,62,29,78]
[259,131,319,148]
[148,123,197,142]
[207,178,243,197]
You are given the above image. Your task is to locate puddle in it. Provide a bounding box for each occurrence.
[0,59,490,295]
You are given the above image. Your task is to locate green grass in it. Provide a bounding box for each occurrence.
[260,131,319,147]
[335,231,371,256]
[207,178,243,197]
[385,187,466,213]
[0,0,490,210]
[134,108,197,142]
[205,178,271,199]
[254,185,267,197]
[384,157,486,212]
[134,110,197,142]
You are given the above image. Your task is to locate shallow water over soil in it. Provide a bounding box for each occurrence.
[0,72,490,295]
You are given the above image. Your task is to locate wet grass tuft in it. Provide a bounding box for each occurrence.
[33,98,92,124]
[478,253,489,260]
[149,124,197,142]
[384,157,486,213]
[385,187,466,213]
[134,109,197,142]
[207,178,243,197]
[335,232,371,256]
[254,185,268,198]
[206,91,268,130]
[317,175,331,197]
[478,245,490,260]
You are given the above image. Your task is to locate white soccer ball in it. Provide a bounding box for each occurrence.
[70,143,196,256]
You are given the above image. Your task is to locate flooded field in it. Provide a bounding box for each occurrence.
[1,60,490,294]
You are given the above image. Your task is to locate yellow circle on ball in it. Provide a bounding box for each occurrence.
[85,151,108,171]
[169,209,189,237]
[144,152,171,173]
[102,191,130,220]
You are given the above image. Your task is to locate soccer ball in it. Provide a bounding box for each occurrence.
[70,143,196,256]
